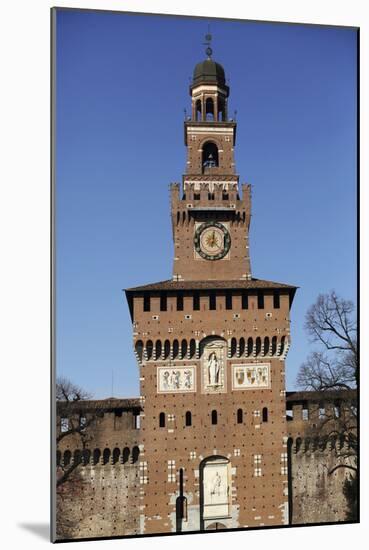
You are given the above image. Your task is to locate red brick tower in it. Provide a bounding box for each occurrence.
[125,37,297,534]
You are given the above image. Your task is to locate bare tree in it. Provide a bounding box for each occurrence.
[297,291,357,391]
[296,291,358,519]
[56,377,98,486]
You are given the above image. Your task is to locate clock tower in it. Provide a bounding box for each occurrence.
[125,37,297,535]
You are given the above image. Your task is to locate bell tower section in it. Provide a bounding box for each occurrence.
[171,46,251,282]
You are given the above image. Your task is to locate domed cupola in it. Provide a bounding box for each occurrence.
[189,34,230,122]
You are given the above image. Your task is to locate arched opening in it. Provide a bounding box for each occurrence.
[112,447,120,464]
[132,446,140,463]
[159,412,165,428]
[103,448,110,465]
[255,337,261,356]
[73,449,82,465]
[247,337,253,356]
[155,339,162,359]
[205,97,215,121]
[239,337,245,357]
[172,339,179,359]
[200,456,231,531]
[82,449,91,465]
[262,407,268,422]
[189,339,196,359]
[206,522,227,530]
[176,468,187,531]
[271,336,277,355]
[92,448,101,465]
[185,411,192,426]
[63,450,71,466]
[237,408,243,424]
[230,337,237,357]
[56,450,61,467]
[211,410,218,425]
[202,141,219,170]
[217,98,225,121]
[122,447,130,464]
[280,335,286,355]
[146,340,153,360]
[181,339,187,358]
[287,438,294,524]
[195,99,202,121]
[264,337,270,355]
[164,339,170,359]
[135,340,143,362]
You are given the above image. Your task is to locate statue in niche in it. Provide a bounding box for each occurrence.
[184,370,192,389]
[162,371,170,390]
[207,352,220,386]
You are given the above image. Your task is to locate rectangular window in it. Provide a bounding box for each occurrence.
[134,413,141,429]
[167,459,176,482]
[193,292,200,310]
[225,291,233,310]
[280,452,288,475]
[286,407,293,421]
[319,406,326,419]
[209,292,216,310]
[60,417,69,433]
[160,293,167,311]
[273,291,280,309]
[253,454,262,477]
[241,292,248,310]
[143,294,151,312]
[302,405,309,421]
[79,416,87,430]
[257,291,264,309]
[177,292,184,311]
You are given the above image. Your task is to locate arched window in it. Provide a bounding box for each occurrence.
[122,447,130,464]
[231,337,237,357]
[280,335,286,355]
[155,339,162,359]
[205,97,214,121]
[181,339,187,358]
[82,449,91,465]
[112,447,120,464]
[189,339,196,359]
[255,337,261,356]
[135,340,143,362]
[247,337,253,356]
[185,411,192,427]
[132,446,140,463]
[202,141,219,170]
[237,408,243,424]
[63,450,71,466]
[73,449,82,465]
[211,410,218,425]
[262,407,268,422]
[146,340,153,360]
[159,412,165,428]
[56,450,61,466]
[196,99,202,121]
[164,339,170,359]
[264,337,270,355]
[103,448,111,465]
[93,448,101,465]
[218,98,225,121]
[271,336,277,355]
[239,337,245,357]
[172,339,179,359]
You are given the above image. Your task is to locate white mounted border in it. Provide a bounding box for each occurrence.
[231,363,271,390]
[157,365,196,393]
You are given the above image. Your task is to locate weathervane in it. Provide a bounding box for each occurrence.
[203,25,213,59]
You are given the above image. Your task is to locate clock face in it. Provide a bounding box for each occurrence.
[194,222,231,260]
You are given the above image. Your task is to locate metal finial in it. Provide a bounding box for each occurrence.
[203,27,213,59]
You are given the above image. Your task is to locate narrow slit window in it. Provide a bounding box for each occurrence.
[159,412,165,428]
[211,410,218,425]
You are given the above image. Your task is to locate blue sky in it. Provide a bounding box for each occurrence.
[55,10,357,398]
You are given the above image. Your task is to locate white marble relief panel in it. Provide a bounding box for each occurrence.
[232,363,271,390]
[157,366,196,393]
[203,459,230,519]
[201,339,227,394]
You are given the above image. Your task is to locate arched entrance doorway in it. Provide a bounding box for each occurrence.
[200,456,231,531]
[206,522,227,530]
